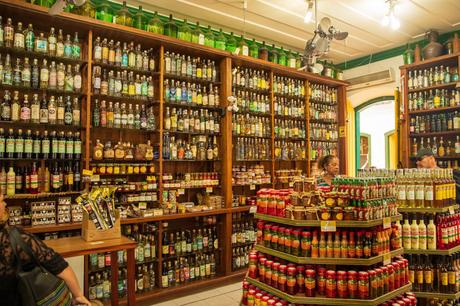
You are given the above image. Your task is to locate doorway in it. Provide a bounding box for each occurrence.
[355,96,395,172]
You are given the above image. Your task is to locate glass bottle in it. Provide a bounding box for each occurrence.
[97,2,113,22]
[204,26,215,48]
[164,14,178,38]
[48,27,57,56]
[178,19,192,42]
[13,22,25,50]
[146,11,163,34]
[133,5,146,30]
[191,22,205,45]
[238,35,249,56]
[115,1,133,27]
[215,29,226,51]
[24,24,35,52]
[249,38,259,58]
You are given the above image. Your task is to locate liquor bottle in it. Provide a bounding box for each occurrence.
[74,65,82,93]
[74,162,81,191]
[4,18,14,48]
[32,131,41,159]
[48,95,57,124]
[30,162,38,194]
[13,58,22,86]
[41,130,50,159]
[24,130,33,159]
[39,94,48,124]
[64,96,73,125]
[6,166,15,196]
[64,64,74,92]
[15,129,24,159]
[11,91,20,122]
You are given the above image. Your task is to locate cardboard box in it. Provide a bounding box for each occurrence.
[81,210,121,242]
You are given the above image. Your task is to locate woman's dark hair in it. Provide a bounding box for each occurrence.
[318,155,336,171]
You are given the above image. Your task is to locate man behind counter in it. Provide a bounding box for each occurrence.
[416,148,460,204]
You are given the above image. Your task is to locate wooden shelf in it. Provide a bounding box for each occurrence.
[400,52,460,70]
[234,111,272,118]
[0,121,83,131]
[0,45,87,65]
[255,245,404,266]
[254,213,402,228]
[412,291,460,299]
[163,185,219,190]
[246,277,412,306]
[232,183,272,187]
[408,81,459,93]
[230,206,255,213]
[404,244,460,255]
[166,130,221,136]
[92,61,156,75]
[120,208,228,224]
[23,222,82,234]
[163,101,223,112]
[91,92,154,103]
[233,134,272,139]
[90,159,157,164]
[0,157,79,162]
[409,130,460,137]
[0,84,85,97]
[90,126,156,133]
[408,105,460,115]
[233,85,270,95]
[163,73,221,85]
[398,204,458,213]
[5,191,81,200]
[233,159,272,162]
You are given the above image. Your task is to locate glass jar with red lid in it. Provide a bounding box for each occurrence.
[347,270,358,299]
[257,220,265,244]
[265,260,273,286]
[263,224,272,248]
[386,264,394,292]
[392,262,400,289]
[284,228,292,254]
[261,296,269,306]
[276,193,285,217]
[337,271,348,298]
[305,269,316,297]
[270,226,279,250]
[267,192,277,216]
[375,268,383,297]
[259,257,267,283]
[296,265,305,294]
[257,190,268,214]
[317,267,327,296]
[247,289,255,306]
[267,299,276,306]
[286,266,297,295]
[254,293,263,305]
[278,227,286,251]
[358,271,369,299]
[248,253,258,279]
[300,231,311,257]
[271,262,280,289]
[325,270,337,298]
[369,270,378,298]
[291,229,300,256]
[278,265,287,292]
[381,266,389,294]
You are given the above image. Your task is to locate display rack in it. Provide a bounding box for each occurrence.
[0,0,348,304]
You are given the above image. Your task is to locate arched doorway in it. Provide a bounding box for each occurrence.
[355,96,395,172]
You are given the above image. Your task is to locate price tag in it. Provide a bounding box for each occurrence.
[90,175,100,182]
[83,169,93,176]
[339,126,346,137]
[178,188,185,195]
[138,202,147,210]
[383,252,392,265]
[320,220,336,232]
[206,187,213,193]
[383,217,392,229]
[289,182,294,187]
[249,206,257,214]
[250,184,256,190]
[449,206,455,215]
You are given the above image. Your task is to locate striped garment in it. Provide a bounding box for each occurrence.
[37,280,71,306]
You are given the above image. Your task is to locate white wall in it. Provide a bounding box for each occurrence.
[359,101,395,168]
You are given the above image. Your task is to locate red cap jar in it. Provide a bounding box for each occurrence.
[296,265,305,294]
[317,267,327,296]
[271,262,280,289]
[358,271,369,299]
[305,269,316,297]
[286,266,297,295]
[325,270,337,298]
[278,265,287,293]
[337,271,348,298]
[259,257,267,283]
[347,270,358,299]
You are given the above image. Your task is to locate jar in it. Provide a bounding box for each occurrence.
[127,164,134,174]
[248,253,258,279]
[344,207,355,220]
[113,163,120,174]
[319,207,331,220]
[277,227,285,252]
[284,228,292,254]
[267,193,277,216]
[286,267,297,295]
[261,296,269,306]
[265,260,273,286]
[300,231,311,257]
[267,299,275,306]
[381,266,389,294]
[347,270,358,299]
[272,226,280,250]
[292,207,305,220]
[333,207,343,221]
[106,164,113,174]
[257,192,268,214]
[337,271,348,298]
[296,266,305,294]
[375,268,383,297]
[133,164,140,174]
[305,269,316,297]
[271,262,280,289]
[291,229,300,256]
[278,265,287,292]
[392,262,400,289]
[305,208,317,220]
[276,196,285,217]
[98,164,106,174]
[358,271,369,299]
[386,265,394,292]
[263,224,272,248]
[259,258,267,283]
[140,164,147,174]
[257,221,265,244]
[325,270,337,298]
[242,281,249,305]
[247,289,256,306]
[369,270,378,299]
[255,293,263,306]
[317,267,327,296]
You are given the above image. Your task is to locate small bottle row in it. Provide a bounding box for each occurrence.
[164,107,220,134]
[274,119,306,139]
[162,172,219,189]
[162,134,219,161]
[93,37,156,71]
[164,79,220,107]
[92,66,155,99]
[232,114,271,138]
[0,128,81,160]
[234,138,271,161]
[232,246,252,271]
[310,102,337,122]
[164,51,218,82]
[1,55,82,92]
[93,140,154,161]
[309,123,338,141]
[92,99,155,130]
[411,137,460,158]
[410,112,460,134]
[161,254,217,288]
[309,84,338,104]
[274,141,307,161]
[274,97,305,119]
[232,89,270,114]
[232,67,270,91]
[232,165,271,186]
[310,141,338,161]
[0,91,80,125]
[161,226,219,257]
[1,19,82,59]
[272,76,305,97]
[408,66,459,90]
[408,89,460,112]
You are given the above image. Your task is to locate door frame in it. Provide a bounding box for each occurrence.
[355,96,394,173]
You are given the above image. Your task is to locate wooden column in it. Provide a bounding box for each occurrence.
[270,71,275,186]
[399,68,409,168]
[305,80,311,175]
[84,30,93,175]
[337,85,347,175]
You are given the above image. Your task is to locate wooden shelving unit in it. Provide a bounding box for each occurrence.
[404,244,460,255]
[0,0,348,304]
[411,291,460,299]
[398,204,459,213]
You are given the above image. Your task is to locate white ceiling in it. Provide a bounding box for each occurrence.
[127,0,460,65]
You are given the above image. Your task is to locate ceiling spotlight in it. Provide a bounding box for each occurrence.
[304,0,314,23]
[381,0,400,30]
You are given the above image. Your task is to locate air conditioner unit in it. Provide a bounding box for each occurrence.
[346,68,394,91]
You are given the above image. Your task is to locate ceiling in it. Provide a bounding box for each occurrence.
[127,0,460,65]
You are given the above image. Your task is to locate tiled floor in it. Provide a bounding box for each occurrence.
[148,282,241,306]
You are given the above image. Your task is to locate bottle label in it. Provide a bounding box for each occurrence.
[24,138,33,153]
[42,139,50,154]
[30,174,38,189]
[0,138,5,153]
[58,139,66,154]
[15,139,24,153]
[66,140,73,155]
[33,139,41,154]
[74,140,82,155]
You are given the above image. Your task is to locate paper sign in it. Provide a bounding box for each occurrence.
[178,188,185,195]
[320,220,336,232]
[383,217,392,229]
[339,126,346,137]
[90,175,100,182]
[250,184,256,190]
[83,169,93,176]
[449,206,455,215]
[249,206,257,214]
[383,252,392,265]
[206,187,213,193]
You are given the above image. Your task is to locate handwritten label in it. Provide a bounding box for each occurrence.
[383,217,392,229]
[83,169,93,176]
[178,188,185,195]
[249,206,257,214]
[449,206,455,215]
[250,184,256,190]
[320,220,336,232]
[383,252,392,265]
[206,187,213,193]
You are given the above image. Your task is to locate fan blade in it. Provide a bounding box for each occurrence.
[318,17,331,32]
[49,0,67,15]
[316,38,329,52]
[333,31,348,40]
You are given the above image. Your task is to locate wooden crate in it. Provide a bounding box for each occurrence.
[81,210,121,242]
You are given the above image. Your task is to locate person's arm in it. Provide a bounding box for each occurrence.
[57,266,90,305]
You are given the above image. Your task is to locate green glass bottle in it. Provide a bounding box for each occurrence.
[97,2,113,23]
[191,22,204,45]
[76,0,96,18]
[295,52,302,69]
[278,47,287,66]
[269,44,279,64]
[259,41,269,61]
[249,38,259,58]
[133,5,146,30]
[215,29,226,51]
[178,19,192,42]
[287,50,296,68]
[164,14,178,38]
[146,11,163,35]
[115,1,132,27]
[238,35,249,56]
[204,26,215,48]
[226,32,237,53]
